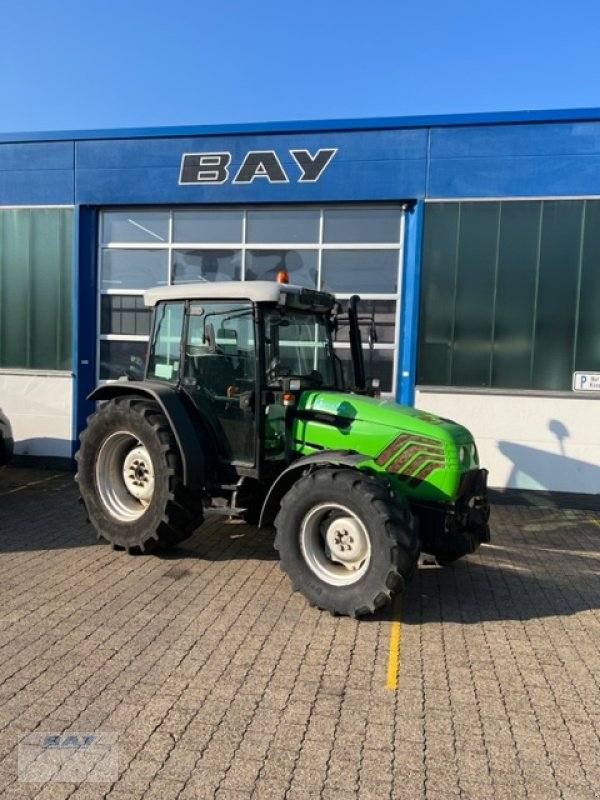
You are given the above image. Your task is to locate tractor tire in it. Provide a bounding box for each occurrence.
[274,468,419,617]
[75,396,204,552]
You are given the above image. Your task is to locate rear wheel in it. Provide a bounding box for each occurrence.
[76,396,204,552]
[275,468,419,617]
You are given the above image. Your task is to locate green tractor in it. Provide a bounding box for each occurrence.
[76,280,490,617]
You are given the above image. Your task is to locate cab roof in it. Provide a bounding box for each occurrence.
[144,281,334,310]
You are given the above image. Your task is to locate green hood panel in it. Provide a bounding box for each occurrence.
[292,391,479,502]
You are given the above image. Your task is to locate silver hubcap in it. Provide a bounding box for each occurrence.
[96,432,155,521]
[299,502,371,586]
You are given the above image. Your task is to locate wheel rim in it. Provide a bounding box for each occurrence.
[95,431,155,522]
[299,502,372,586]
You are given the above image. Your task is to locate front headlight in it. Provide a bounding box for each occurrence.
[459,446,467,464]
[471,442,479,466]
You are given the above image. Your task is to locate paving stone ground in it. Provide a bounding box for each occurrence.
[0,465,598,800]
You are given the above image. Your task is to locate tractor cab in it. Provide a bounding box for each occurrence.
[143,282,345,474]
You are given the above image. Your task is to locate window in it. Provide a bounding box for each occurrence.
[246,249,318,287]
[102,210,169,243]
[174,210,243,243]
[172,249,241,283]
[264,308,337,388]
[0,207,73,370]
[99,340,146,381]
[418,200,600,391]
[147,302,184,383]
[247,209,320,243]
[323,207,401,243]
[99,205,403,392]
[184,301,256,465]
[101,295,151,337]
[321,250,399,294]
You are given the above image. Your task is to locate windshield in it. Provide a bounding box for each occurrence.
[263,308,338,388]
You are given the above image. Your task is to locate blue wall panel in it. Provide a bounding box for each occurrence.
[0,141,74,204]
[75,129,428,204]
[5,118,600,207]
[431,121,600,157]
[7,119,600,208]
[428,122,600,197]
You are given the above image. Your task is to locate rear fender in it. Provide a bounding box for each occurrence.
[88,382,206,491]
[259,449,369,527]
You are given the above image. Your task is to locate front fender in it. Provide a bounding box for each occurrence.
[88,382,206,492]
[259,449,370,528]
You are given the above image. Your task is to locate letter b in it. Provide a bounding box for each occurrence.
[180,152,231,184]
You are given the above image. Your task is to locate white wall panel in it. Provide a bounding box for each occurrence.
[0,372,72,458]
[415,390,600,494]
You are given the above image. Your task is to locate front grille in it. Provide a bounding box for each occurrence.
[375,433,447,480]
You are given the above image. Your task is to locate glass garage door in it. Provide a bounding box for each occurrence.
[98,205,405,394]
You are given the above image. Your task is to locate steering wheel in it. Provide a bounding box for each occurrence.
[267,357,292,383]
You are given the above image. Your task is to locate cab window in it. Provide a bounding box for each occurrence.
[184,301,256,466]
[146,302,184,383]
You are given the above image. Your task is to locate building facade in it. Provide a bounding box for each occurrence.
[1,109,599,493]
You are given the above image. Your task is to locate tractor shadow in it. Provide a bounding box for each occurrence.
[369,492,600,625]
[166,493,600,625]
[3,465,598,627]
[161,515,280,563]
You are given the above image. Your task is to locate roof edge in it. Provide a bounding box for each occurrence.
[2,106,600,144]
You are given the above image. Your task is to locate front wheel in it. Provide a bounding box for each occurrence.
[76,396,204,552]
[274,468,419,617]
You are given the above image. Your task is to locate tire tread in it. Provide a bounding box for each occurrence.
[75,396,204,551]
[274,467,419,617]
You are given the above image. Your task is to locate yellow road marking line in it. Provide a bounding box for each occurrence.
[0,474,60,496]
[386,593,404,689]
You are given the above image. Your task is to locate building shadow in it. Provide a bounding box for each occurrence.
[498,419,600,494]
[0,466,97,551]
[9,437,72,467]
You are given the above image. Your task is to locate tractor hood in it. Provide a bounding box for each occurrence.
[292,391,479,502]
[296,390,473,444]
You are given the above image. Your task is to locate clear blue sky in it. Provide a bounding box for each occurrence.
[1,0,600,134]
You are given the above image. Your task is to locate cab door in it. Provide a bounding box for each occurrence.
[182,301,257,467]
